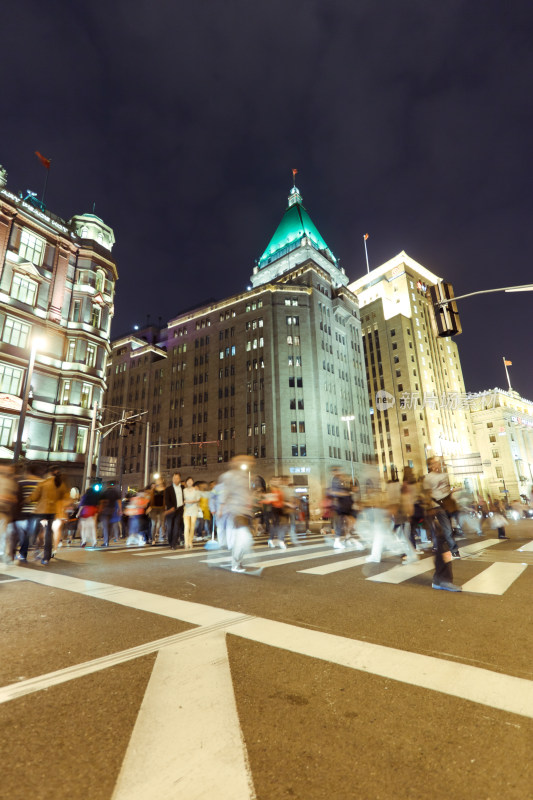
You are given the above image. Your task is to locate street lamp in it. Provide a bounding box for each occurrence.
[13,336,44,462]
[341,415,355,484]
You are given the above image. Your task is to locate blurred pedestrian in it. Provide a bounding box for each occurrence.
[29,466,69,565]
[218,455,255,571]
[77,485,100,548]
[489,498,509,540]
[0,464,18,564]
[163,471,184,549]
[423,458,461,592]
[99,482,122,546]
[13,462,41,562]
[183,477,200,549]
[147,475,166,544]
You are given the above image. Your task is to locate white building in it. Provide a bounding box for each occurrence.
[470,388,533,502]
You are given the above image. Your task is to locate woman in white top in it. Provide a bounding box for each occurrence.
[183,477,201,549]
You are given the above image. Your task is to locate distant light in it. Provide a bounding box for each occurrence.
[240,463,247,471]
[153,473,160,480]
[133,325,139,331]
[247,285,252,291]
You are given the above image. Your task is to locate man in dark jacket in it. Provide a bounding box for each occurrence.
[163,472,184,549]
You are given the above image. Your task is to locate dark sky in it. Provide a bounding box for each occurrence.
[2,0,533,397]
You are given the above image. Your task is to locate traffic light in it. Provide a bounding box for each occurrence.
[427,282,462,337]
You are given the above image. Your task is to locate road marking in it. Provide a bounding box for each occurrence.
[0,616,253,705]
[367,556,435,583]
[0,568,245,627]
[231,617,533,720]
[366,539,505,584]
[112,630,255,800]
[298,554,369,574]
[176,541,327,563]
[201,546,350,570]
[2,569,533,721]
[461,562,528,595]
[517,539,533,552]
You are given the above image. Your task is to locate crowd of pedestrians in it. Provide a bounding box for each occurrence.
[320,458,519,593]
[0,456,524,588]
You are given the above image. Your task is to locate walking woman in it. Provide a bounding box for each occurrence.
[183,477,200,549]
[29,466,69,565]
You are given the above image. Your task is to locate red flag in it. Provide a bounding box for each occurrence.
[504,359,512,366]
[292,168,298,177]
[35,151,51,169]
[364,233,369,240]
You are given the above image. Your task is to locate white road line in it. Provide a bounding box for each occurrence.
[461,562,528,595]
[366,539,505,585]
[0,568,245,627]
[367,557,434,584]
[112,631,255,800]
[517,539,533,552]
[0,617,253,704]
[231,617,533,720]
[298,554,369,575]
[171,541,327,563]
[201,547,349,570]
[3,568,533,720]
[460,539,507,555]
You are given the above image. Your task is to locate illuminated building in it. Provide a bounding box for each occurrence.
[469,388,533,501]
[0,163,117,483]
[348,252,479,488]
[102,184,373,505]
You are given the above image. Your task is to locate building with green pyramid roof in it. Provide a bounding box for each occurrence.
[251,184,348,289]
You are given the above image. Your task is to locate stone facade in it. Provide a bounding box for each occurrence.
[102,187,373,507]
[469,388,533,502]
[0,165,117,486]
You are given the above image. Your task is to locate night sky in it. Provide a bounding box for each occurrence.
[2,1,533,398]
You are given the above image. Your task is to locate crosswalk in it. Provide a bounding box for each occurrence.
[117,532,533,596]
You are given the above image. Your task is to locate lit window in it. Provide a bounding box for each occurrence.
[54,424,65,451]
[299,421,305,433]
[91,305,101,328]
[73,300,81,322]
[86,344,97,368]
[61,380,71,404]
[0,363,23,394]
[292,445,298,456]
[81,383,92,409]
[76,428,87,454]
[11,273,38,305]
[66,340,76,362]
[290,421,297,433]
[19,229,45,265]
[95,270,105,293]
[300,445,306,457]
[261,422,266,435]
[0,416,13,447]
[2,317,30,348]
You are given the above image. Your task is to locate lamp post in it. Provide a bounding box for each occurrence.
[13,337,43,462]
[341,415,355,484]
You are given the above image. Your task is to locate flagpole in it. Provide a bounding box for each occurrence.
[363,235,370,274]
[41,169,49,205]
[503,357,512,391]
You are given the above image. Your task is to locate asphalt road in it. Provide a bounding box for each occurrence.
[1,520,532,800]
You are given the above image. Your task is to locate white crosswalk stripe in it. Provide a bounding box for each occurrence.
[97,535,533,596]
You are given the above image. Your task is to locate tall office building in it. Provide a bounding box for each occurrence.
[348,252,479,489]
[0,163,117,484]
[102,184,373,506]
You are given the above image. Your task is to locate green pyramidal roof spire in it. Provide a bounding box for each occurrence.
[257,185,337,270]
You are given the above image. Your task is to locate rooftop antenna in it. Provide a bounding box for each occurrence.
[92,202,96,214]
